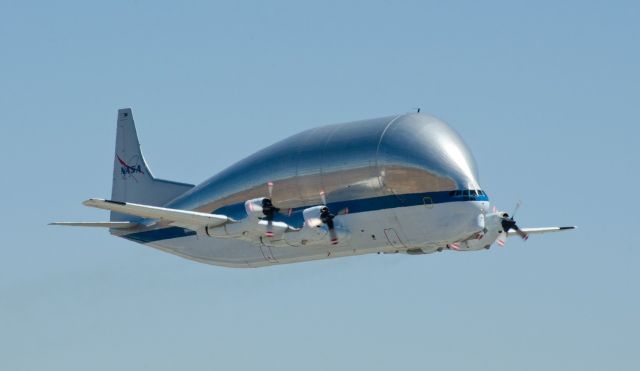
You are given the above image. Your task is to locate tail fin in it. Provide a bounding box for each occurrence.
[110,108,194,221]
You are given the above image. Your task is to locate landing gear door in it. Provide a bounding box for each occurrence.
[384,228,406,249]
[258,237,278,263]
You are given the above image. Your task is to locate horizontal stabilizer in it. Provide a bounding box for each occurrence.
[83,198,234,231]
[507,226,576,237]
[49,221,138,229]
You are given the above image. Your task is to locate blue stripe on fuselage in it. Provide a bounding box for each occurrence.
[122,191,489,243]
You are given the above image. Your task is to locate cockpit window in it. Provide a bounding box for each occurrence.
[450,189,488,198]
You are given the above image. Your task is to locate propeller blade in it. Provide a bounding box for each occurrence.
[265,219,273,237]
[325,212,336,240]
[496,232,507,247]
[320,205,338,245]
[511,201,522,219]
[320,190,327,205]
[513,225,529,240]
[329,227,338,245]
[267,181,274,198]
[261,197,278,237]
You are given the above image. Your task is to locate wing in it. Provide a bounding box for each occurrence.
[81,198,234,231]
[49,221,139,229]
[507,226,576,237]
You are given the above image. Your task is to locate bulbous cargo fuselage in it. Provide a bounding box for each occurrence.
[169,113,482,216]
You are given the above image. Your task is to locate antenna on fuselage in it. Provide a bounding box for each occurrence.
[412,107,421,113]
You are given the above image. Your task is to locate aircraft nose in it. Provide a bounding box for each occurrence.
[462,199,490,236]
[477,212,486,231]
[469,201,489,225]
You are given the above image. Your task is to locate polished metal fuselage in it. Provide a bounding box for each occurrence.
[121,113,488,267]
[168,113,480,214]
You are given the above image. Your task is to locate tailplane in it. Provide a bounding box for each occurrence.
[110,108,194,221]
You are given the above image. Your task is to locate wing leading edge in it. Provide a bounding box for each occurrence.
[51,199,233,231]
[80,198,234,231]
[49,221,139,229]
[507,226,577,237]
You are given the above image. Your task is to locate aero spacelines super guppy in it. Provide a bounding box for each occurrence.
[52,109,575,268]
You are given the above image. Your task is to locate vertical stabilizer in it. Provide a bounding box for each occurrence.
[110,108,194,221]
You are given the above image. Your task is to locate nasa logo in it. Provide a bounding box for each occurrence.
[117,155,144,177]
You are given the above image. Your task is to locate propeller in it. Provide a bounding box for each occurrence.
[320,206,338,245]
[319,190,338,245]
[262,182,279,237]
[497,201,528,246]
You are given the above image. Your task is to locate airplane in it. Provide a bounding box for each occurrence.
[51,108,576,268]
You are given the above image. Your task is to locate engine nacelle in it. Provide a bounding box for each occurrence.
[244,197,267,219]
[302,205,324,227]
[205,218,296,239]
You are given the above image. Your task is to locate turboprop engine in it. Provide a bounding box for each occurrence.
[205,193,294,239]
[447,203,530,251]
[302,205,340,245]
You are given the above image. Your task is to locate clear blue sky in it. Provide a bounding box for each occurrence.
[1,1,639,370]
